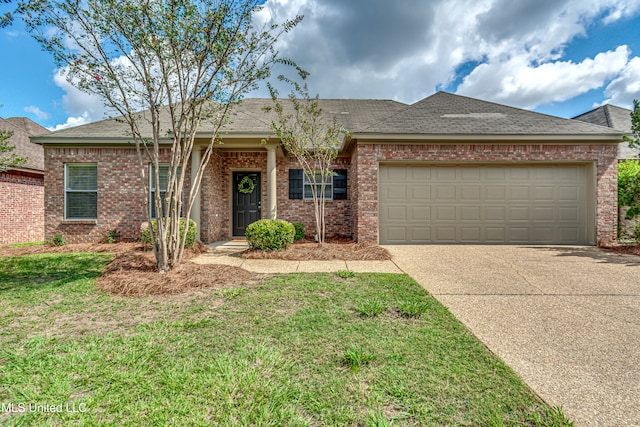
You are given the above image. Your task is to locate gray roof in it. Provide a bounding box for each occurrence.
[0,117,48,172]
[32,92,622,147]
[33,98,408,142]
[365,92,623,137]
[573,104,636,159]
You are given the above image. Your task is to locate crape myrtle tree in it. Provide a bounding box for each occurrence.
[0,128,27,172]
[22,0,301,272]
[265,73,347,246]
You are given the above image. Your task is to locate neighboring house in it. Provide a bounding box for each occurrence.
[0,117,49,244]
[573,104,637,159]
[31,92,623,246]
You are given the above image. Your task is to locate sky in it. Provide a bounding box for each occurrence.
[1,0,640,131]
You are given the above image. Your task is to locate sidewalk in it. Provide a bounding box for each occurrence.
[192,241,403,274]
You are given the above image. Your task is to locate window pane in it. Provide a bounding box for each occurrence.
[66,192,97,219]
[66,164,97,191]
[150,164,180,191]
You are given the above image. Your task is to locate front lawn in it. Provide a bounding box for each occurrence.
[0,252,571,426]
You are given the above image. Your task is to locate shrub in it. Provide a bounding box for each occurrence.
[141,218,197,249]
[103,229,121,243]
[618,159,640,219]
[293,222,305,241]
[245,219,295,251]
[47,231,67,247]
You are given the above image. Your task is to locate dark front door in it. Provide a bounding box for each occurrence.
[233,171,261,236]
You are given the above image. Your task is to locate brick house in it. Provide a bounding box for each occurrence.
[32,92,622,245]
[0,117,49,244]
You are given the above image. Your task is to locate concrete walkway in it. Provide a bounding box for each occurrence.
[192,241,403,274]
[387,245,640,427]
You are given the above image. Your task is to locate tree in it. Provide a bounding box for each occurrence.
[0,129,27,172]
[22,0,301,272]
[1,0,15,28]
[623,99,640,150]
[266,74,347,246]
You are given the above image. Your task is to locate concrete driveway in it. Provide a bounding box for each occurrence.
[386,245,640,427]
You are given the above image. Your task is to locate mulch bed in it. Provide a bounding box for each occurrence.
[242,240,392,261]
[1,242,255,297]
[600,243,640,257]
[96,249,254,297]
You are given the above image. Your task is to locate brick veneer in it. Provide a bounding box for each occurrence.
[0,171,44,244]
[44,142,618,245]
[44,147,189,243]
[352,143,619,244]
[200,151,352,242]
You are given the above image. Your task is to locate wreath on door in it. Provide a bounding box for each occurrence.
[238,176,255,194]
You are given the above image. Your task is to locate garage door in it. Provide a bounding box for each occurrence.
[379,164,593,244]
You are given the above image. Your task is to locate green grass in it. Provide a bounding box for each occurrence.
[0,252,572,426]
[5,241,44,248]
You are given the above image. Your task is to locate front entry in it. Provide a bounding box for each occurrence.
[232,171,261,236]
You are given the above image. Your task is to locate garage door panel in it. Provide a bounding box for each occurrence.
[534,187,554,201]
[510,186,530,200]
[461,185,481,200]
[379,164,591,244]
[386,206,407,221]
[486,186,506,201]
[411,206,430,221]
[435,227,456,241]
[510,206,530,221]
[436,206,455,220]
[412,185,431,199]
[461,206,480,221]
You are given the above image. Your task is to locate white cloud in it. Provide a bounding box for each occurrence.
[51,68,107,130]
[47,113,91,131]
[256,0,640,110]
[602,56,640,107]
[457,46,630,109]
[24,105,51,120]
[48,0,640,125]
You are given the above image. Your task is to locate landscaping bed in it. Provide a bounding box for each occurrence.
[601,243,640,257]
[242,239,392,261]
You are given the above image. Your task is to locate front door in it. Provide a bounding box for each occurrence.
[232,171,261,236]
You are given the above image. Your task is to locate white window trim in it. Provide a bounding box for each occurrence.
[303,171,333,201]
[64,163,98,220]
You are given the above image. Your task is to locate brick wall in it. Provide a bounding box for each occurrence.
[44,147,189,243]
[353,143,619,245]
[276,156,352,241]
[200,151,352,242]
[0,171,44,244]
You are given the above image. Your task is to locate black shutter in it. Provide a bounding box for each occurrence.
[289,169,303,199]
[333,169,347,200]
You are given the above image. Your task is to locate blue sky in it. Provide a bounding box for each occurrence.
[1,0,640,130]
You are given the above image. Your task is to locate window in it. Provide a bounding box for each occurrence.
[304,171,333,200]
[150,164,182,219]
[289,169,347,200]
[65,163,97,220]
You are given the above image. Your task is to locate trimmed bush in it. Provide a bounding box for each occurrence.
[245,219,295,251]
[141,218,197,249]
[293,222,305,241]
[619,159,640,219]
